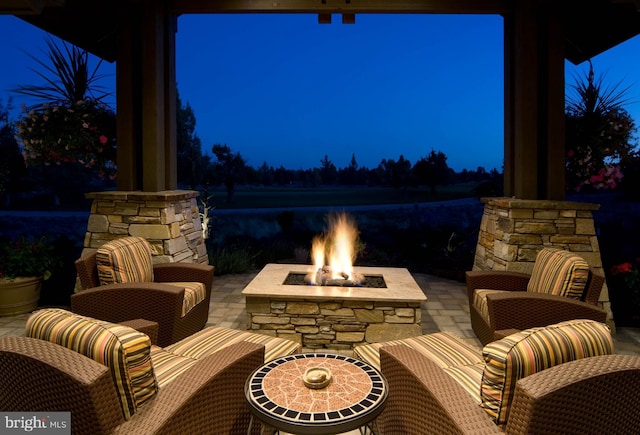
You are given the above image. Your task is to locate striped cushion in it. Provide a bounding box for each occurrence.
[473,289,508,323]
[527,248,589,299]
[149,346,198,388]
[163,282,207,316]
[480,319,613,426]
[354,331,483,370]
[96,236,154,286]
[443,363,484,404]
[164,326,302,363]
[25,308,157,420]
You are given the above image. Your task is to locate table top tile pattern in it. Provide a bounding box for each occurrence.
[246,353,386,433]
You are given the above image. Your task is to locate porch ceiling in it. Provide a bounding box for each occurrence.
[2,0,640,65]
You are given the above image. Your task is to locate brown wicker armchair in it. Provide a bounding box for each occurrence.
[354,319,640,435]
[0,336,264,435]
[0,308,302,435]
[466,247,606,345]
[378,345,640,435]
[74,236,215,346]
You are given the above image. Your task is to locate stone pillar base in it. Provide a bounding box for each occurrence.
[473,197,614,331]
[82,190,208,264]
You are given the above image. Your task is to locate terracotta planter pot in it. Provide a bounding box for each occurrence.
[0,276,42,316]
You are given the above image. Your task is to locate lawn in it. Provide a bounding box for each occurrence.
[206,183,482,210]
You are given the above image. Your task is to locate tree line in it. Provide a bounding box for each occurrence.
[175,96,501,203]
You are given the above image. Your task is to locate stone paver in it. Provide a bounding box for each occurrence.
[1,270,639,359]
[1,269,638,435]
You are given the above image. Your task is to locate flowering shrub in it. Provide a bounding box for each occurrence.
[0,236,62,281]
[610,259,640,325]
[610,259,640,291]
[16,99,117,179]
[566,145,623,191]
[565,112,632,192]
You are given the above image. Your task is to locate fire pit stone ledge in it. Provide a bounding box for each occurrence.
[242,263,427,351]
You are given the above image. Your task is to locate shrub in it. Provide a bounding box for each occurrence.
[208,245,256,275]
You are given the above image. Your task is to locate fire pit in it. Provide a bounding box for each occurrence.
[242,213,427,350]
[242,263,426,351]
[242,211,426,351]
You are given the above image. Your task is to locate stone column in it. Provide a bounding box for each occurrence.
[473,197,613,329]
[82,190,208,264]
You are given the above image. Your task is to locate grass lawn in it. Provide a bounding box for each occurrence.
[206,182,482,209]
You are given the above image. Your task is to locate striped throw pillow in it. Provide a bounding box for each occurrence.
[96,236,154,285]
[25,308,158,420]
[527,248,589,299]
[480,319,613,426]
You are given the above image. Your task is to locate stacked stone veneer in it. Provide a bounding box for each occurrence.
[246,297,423,351]
[82,190,208,264]
[473,197,613,328]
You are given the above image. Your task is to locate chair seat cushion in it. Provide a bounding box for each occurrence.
[354,331,483,370]
[526,248,589,299]
[163,282,207,316]
[164,326,301,363]
[96,236,154,285]
[25,308,157,420]
[443,363,484,404]
[149,346,198,388]
[480,319,614,426]
[473,289,508,323]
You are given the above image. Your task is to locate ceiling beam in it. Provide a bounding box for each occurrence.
[0,0,43,14]
[612,0,640,13]
[167,0,511,15]
[0,0,64,14]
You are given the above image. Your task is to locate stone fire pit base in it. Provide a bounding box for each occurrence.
[242,264,427,351]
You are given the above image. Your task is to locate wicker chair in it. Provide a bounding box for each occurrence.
[378,346,640,434]
[74,236,215,346]
[466,247,606,345]
[0,337,263,435]
[0,308,302,435]
[354,319,640,434]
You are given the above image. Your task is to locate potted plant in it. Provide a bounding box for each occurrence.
[0,235,62,316]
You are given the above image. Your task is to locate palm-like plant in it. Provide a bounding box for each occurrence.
[565,60,638,191]
[12,36,111,108]
[566,60,632,117]
[12,37,117,180]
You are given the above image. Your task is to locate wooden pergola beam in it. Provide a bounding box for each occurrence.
[167,0,510,15]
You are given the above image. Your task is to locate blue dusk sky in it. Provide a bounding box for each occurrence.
[1,13,639,172]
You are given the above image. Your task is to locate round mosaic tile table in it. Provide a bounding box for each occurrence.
[245,353,387,435]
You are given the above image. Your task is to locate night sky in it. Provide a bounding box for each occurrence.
[2,13,639,172]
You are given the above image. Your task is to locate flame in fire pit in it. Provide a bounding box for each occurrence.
[306,212,364,286]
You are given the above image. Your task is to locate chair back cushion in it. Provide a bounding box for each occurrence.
[526,248,589,299]
[96,236,154,285]
[25,308,158,420]
[480,319,613,426]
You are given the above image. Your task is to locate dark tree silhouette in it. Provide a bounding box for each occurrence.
[413,149,451,194]
[176,93,210,189]
[211,144,247,203]
[0,100,26,206]
[319,155,338,185]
